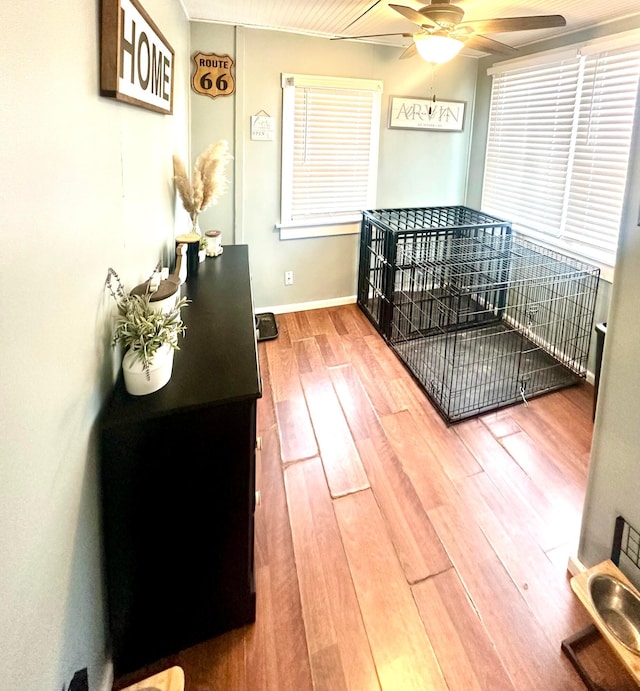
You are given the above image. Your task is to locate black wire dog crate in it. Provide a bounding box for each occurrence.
[357,206,600,423]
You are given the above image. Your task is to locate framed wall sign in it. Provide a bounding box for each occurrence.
[191,52,236,99]
[100,0,174,114]
[389,96,465,132]
[250,110,274,141]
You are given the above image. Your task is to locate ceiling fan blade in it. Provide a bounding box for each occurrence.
[331,32,413,40]
[329,33,413,41]
[459,15,566,34]
[389,4,438,28]
[464,34,518,55]
[341,0,386,33]
[399,43,418,59]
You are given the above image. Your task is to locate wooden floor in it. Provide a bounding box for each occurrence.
[115,304,637,691]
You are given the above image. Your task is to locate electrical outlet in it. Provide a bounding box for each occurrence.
[285,271,294,286]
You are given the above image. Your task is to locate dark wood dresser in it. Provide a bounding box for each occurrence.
[100,245,261,675]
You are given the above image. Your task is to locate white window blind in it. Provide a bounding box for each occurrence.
[280,74,382,238]
[482,41,640,269]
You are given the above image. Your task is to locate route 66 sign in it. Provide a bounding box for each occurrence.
[191,52,235,99]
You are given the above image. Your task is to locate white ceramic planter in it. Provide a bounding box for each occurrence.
[122,343,174,396]
[149,291,178,315]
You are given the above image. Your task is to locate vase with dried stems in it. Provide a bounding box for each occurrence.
[173,140,232,237]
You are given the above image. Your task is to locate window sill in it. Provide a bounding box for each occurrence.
[277,219,360,240]
[513,228,614,283]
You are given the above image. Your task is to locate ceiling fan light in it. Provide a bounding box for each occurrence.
[413,34,464,64]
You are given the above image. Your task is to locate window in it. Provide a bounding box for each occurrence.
[279,73,383,240]
[482,32,640,274]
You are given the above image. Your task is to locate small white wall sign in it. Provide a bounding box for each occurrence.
[250,113,275,141]
[389,96,465,132]
[100,0,174,114]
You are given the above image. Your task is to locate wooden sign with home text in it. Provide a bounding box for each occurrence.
[100,0,174,114]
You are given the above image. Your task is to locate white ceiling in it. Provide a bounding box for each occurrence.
[184,0,640,57]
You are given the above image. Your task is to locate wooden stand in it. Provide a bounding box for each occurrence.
[563,560,640,689]
[120,666,185,691]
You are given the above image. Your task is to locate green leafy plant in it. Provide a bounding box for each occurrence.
[106,268,189,379]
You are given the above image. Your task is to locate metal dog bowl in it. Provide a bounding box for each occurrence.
[588,573,640,655]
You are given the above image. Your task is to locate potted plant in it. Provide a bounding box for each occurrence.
[106,268,189,396]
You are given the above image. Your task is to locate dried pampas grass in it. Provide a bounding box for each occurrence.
[173,140,232,228]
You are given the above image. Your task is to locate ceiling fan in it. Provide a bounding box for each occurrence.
[333,0,566,63]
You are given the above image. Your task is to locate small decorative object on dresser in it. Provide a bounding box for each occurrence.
[172,140,232,237]
[174,232,201,276]
[106,268,189,396]
[205,229,223,257]
[130,270,180,313]
[174,242,187,284]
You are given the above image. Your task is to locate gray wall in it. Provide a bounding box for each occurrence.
[579,79,640,585]
[189,23,479,310]
[0,1,190,688]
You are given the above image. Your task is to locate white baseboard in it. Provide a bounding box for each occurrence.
[254,298,598,387]
[256,295,356,315]
[98,662,113,691]
[567,554,586,577]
